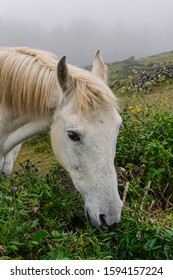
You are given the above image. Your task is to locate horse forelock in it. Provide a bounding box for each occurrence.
[69,67,119,117]
[0,47,118,117]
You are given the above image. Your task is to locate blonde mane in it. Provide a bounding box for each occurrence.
[0,47,118,117]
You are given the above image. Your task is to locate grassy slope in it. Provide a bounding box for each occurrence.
[14,134,56,174]
[139,51,173,65]
[108,51,173,112]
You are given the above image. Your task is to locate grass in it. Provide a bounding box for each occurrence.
[0,52,173,260]
[118,81,173,115]
[139,51,173,66]
[14,133,56,173]
[0,161,172,260]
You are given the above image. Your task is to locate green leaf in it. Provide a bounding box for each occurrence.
[144,238,157,250]
[31,219,39,228]
[7,245,18,251]
[10,241,24,246]
[32,230,49,243]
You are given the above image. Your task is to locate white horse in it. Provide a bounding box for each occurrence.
[0,47,122,229]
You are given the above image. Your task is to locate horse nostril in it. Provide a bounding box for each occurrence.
[86,210,91,222]
[99,214,117,230]
[99,214,109,228]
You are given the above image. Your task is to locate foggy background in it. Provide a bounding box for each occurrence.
[0,0,173,66]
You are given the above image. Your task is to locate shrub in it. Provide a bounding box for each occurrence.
[115,110,173,206]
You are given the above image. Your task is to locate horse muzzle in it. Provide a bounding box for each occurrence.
[85,203,122,230]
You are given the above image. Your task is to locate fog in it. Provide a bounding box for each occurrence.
[0,0,173,66]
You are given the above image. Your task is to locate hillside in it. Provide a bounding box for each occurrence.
[108,50,173,94]
[108,50,173,78]
[139,51,173,65]
[107,51,173,116]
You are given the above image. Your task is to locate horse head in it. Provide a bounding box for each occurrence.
[51,51,122,229]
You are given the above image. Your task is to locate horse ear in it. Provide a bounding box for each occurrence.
[57,56,71,91]
[92,50,107,82]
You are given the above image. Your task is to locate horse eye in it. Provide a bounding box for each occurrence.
[67,131,81,142]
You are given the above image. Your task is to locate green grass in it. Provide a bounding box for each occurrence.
[139,51,173,66]
[0,161,172,260]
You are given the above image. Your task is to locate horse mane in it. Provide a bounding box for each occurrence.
[0,47,118,117]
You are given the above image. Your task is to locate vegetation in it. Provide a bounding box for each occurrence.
[0,157,172,260]
[0,51,173,260]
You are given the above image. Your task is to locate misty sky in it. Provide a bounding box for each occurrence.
[0,0,173,65]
